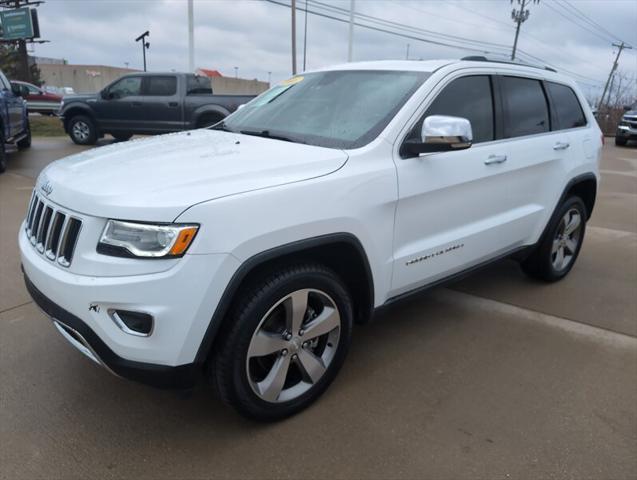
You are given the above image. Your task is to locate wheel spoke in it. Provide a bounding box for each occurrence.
[551,239,560,254]
[564,212,581,235]
[248,331,288,358]
[296,348,326,384]
[286,289,309,333]
[565,238,578,254]
[302,306,340,340]
[257,354,291,402]
[555,246,565,269]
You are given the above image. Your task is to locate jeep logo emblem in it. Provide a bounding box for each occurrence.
[40,181,53,196]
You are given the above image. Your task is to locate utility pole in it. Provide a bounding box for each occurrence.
[187,0,194,72]
[135,30,150,71]
[598,42,633,111]
[291,0,297,74]
[347,0,355,62]
[510,0,539,61]
[405,43,410,60]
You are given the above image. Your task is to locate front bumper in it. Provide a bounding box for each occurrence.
[24,274,198,389]
[19,223,240,385]
[616,125,637,139]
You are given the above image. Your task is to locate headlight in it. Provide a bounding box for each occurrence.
[98,220,199,258]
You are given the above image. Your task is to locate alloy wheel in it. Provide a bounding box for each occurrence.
[72,121,90,142]
[246,288,341,403]
[551,208,582,271]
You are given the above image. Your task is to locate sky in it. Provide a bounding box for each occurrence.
[27,0,637,101]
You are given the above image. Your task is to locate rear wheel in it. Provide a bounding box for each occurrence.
[17,120,32,149]
[0,128,6,174]
[197,113,224,128]
[68,115,97,145]
[111,132,133,142]
[615,136,627,146]
[212,264,353,421]
[520,196,586,282]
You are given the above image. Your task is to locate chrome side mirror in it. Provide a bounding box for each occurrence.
[402,115,473,156]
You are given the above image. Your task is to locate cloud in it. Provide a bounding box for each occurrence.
[31,0,637,97]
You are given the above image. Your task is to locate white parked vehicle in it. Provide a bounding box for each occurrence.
[20,58,602,420]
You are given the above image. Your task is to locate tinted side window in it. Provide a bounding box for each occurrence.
[420,75,494,143]
[108,77,142,98]
[501,76,549,138]
[145,76,177,96]
[187,75,212,95]
[547,82,586,129]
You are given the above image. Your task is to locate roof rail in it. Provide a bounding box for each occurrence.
[460,56,557,73]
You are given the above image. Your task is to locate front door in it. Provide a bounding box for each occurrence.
[391,74,538,296]
[92,76,144,132]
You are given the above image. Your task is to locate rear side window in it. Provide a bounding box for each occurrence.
[420,75,494,143]
[547,82,586,129]
[187,75,212,95]
[501,76,549,138]
[145,76,177,96]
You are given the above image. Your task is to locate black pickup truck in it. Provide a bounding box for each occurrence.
[59,72,256,145]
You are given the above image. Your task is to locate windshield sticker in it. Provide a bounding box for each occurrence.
[280,76,304,86]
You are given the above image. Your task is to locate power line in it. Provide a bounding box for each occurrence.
[308,0,514,53]
[557,0,628,46]
[544,1,617,44]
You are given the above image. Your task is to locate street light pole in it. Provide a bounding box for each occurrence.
[347,0,355,62]
[291,0,297,74]
[135,30,150,72]
[188,0,194,72]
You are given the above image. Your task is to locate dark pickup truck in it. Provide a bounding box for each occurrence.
[59,72,256,145]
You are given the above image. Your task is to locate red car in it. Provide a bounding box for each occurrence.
[10,80,63,115]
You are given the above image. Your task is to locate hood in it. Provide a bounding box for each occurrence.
[37,130,348,221]
[624,110,637,117]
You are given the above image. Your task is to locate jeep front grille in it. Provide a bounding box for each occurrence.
[25,191,82,267]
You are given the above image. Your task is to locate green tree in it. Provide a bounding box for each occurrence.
[0,42,43,85]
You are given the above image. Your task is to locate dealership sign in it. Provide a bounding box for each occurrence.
[0,7,40,40]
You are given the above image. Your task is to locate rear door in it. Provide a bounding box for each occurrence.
[0,71,23,137]
[138,75,182,132]
[496,75,572,245]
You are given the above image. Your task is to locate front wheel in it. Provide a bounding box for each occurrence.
[615,136,627,146]
[212,264,353,421]
[0,129,6,174]
[520,196,587,282]
[111,132,133,142]
[68,115,97,145]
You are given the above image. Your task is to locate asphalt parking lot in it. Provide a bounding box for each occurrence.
[1,137,636,479]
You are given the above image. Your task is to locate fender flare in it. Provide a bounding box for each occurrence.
[60,104,97,130]
[193,232,374,365]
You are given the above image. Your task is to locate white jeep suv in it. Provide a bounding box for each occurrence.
[20,58,602,420]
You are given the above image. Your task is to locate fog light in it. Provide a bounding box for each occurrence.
[109,310,153,336]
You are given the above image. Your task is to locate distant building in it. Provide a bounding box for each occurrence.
[195,68,223,78]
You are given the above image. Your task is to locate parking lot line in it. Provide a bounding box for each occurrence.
[436,288,637,349]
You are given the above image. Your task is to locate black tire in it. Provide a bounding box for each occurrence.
[17,121,32,149]
[520,196,587,282]
[0,128,6,174]
[68,115,97,145]
[197,113,224,128]
[615,136,627,146]
[212,263,353,421]
[111,132,133,142]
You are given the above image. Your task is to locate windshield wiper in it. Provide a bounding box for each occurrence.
[210,121,234,132]
[239,129,298,143]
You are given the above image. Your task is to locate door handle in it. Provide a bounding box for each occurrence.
[484,154,507,165]
[553,142,570,150]
[168,102,179,107]
[131,101,142,107]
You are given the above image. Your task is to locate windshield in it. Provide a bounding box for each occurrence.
[221,70,429,149]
